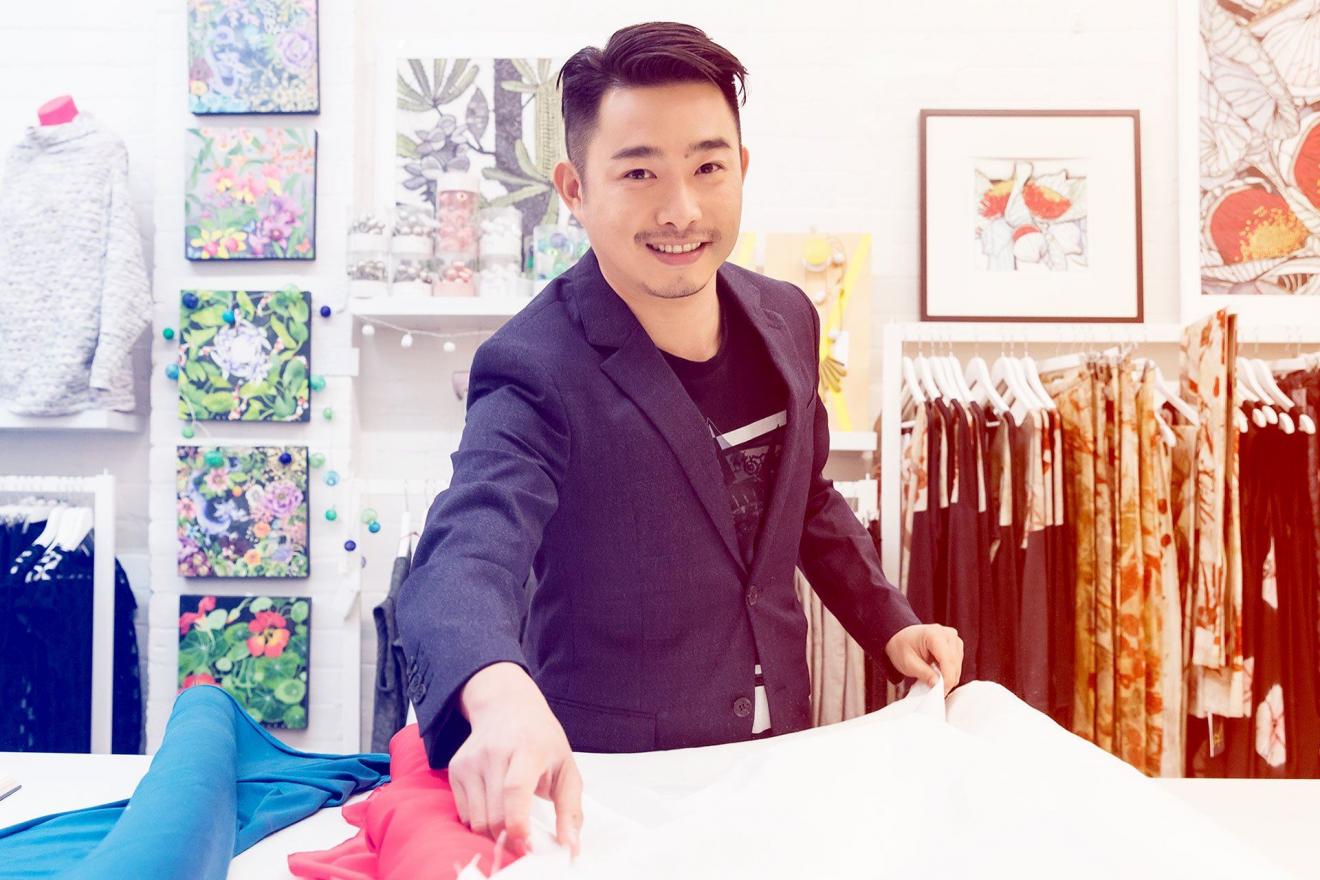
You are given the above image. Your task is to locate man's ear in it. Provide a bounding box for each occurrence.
[740,144,751,180]
[553,160,584,217]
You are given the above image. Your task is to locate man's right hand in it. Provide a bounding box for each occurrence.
[452,661,583,858]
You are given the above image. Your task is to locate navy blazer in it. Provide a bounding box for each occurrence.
[397,250,921,768]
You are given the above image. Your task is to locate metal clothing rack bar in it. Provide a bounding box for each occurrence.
[0,472,117,754]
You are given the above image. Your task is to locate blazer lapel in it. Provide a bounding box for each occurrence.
[571,251,746,573]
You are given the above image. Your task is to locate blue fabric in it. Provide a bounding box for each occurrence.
[0,685,389,879]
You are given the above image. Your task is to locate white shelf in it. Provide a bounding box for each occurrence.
[350,296,530,319]
[830,431,877,453]
[0,410,144,433]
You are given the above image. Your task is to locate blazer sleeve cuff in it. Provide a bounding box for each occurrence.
[874,602,923,685]
[413,652,530,769]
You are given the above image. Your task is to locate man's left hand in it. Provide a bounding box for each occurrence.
[884,624,964,692]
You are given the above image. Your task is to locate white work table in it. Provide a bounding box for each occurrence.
[3,748,1318,878]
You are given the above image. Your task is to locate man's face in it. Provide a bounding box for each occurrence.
[555,81,750,301]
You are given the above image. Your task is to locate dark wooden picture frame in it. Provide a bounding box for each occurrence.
[920,109,1143,323]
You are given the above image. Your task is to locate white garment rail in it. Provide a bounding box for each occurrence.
[0,472,117,753]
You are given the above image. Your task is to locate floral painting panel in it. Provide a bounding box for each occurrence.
[177,445,310,578]
[396,58,566,244]
[1199,0,1320,296]
[185,127,317,261]
[178,289,312,422]
[188,0,320,114]
[178,594,311,729]
[974,160,1088,271]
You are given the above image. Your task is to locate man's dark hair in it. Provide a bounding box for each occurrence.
[557,22,748,169]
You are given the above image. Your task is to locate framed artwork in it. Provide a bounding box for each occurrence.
[393,57,566,245]
[187,0,319,114]
[177,445,310,579]
[185,127,317,261]
[1178,1,1320,324]
[178,594,311,729]
[921,109,1143,322]
[178,289,312,423]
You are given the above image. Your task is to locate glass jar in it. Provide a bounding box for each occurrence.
[478,207,523,298]
[391,255,436,299]
[346,209,389,298]
[391,204,436,257]
[434,172,480,295]
[533,222,590,283]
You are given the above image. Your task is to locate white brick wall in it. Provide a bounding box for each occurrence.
[1,0,1186,755]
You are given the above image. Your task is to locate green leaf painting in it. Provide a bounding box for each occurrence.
[396,57,567,246]
[178,289,312,422]
[187,0,319,114]
[185,127,317,261]
[177,445,309,579]
[178,594,312,729]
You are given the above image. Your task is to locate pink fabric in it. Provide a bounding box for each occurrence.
[288,724,524,879]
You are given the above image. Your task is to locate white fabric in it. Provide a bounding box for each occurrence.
[0,114,150,415]
[478,679,1295,879]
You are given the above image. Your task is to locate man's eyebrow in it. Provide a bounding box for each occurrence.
[610,144,660,161]
[686,137,732,156]
[609,138,734,162]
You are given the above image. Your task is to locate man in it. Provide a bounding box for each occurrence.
[396,21,964,859]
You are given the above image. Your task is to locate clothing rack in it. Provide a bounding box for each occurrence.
[878,320,1314,594]
[0,472,117,753]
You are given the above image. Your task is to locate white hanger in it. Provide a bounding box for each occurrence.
[55,506,93,552]
[1009,356,1048,410]
[990,354,1034,423]
[945,354,974,403]
[1247,357,1296,433]
[1236,359,1276,426]
[1251,358,1294,410]
[965,354,1011,417]
[927,355,953,401]
[31,503,66,549]
[1150,362,1199,426]
[1021,355,1057,411]
[397,510,414,559]
[901,355,927,407]
[1237,377,1269,429]
[915,354,944,401]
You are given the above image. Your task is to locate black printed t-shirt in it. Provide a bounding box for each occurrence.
[660,284,789,568]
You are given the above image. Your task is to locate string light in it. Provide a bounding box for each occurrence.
[354,316,495,351]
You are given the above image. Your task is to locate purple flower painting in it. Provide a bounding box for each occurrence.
[186,127,316,261]
[188,0,319,114]
[177,445,309,578]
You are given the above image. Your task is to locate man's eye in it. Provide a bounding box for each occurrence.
[624,169,652,180]
[698,163,723,174]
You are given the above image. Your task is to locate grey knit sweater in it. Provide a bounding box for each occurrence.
[0,114,150,415]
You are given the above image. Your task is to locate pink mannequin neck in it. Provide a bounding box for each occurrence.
[38,96,79,126]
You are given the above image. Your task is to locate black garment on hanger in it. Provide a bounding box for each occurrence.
[1012,413,1050,713]
[0,520,142,753]
[944,401,981,685]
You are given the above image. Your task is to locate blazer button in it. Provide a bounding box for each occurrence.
[733,696,753,718]
[746,585,760,607]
